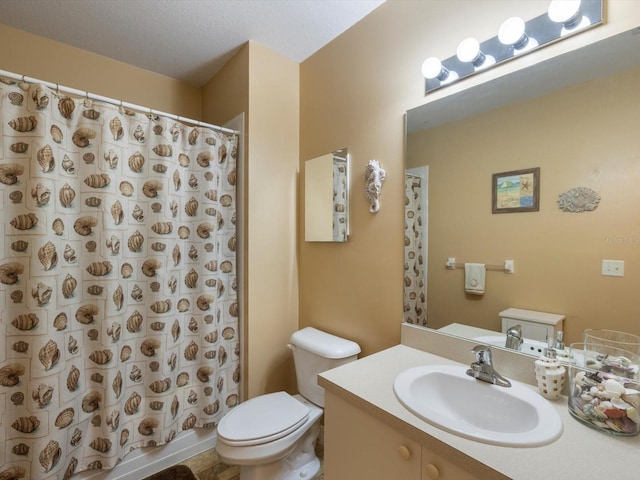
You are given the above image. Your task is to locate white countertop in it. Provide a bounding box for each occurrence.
[319,344,640,480]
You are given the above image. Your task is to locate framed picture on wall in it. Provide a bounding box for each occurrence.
[492,167,540,214]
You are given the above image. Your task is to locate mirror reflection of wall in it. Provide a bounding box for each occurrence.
[305,148,349,242]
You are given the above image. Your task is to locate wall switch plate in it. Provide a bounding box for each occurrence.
[602,259,624,277]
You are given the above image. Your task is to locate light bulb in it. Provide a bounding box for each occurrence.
[457,37,483,64]
[421,57,446,80]
[548,0,581,26]
[498,16,538,52]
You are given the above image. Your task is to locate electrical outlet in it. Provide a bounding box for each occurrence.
[602,260,624,277]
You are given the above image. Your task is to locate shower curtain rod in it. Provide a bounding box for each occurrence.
[0,69,238,135]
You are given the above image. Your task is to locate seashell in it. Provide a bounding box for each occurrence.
[205,171,214,181]
[11,392,25,406]
[68,335,78,354]
[188,318,198,333]
[205,189,217,201]
[220,194,233,207]
[82,391,101,413]
[31,182,51,205]
[110,116,124,140]
[228,234,237,252]
[72,127,96,147]
[173,244,181,266]
[133,124,145,142]
[126,310,143,332]
[86,241,96,253]
[128,230,144,252]
[12,340,29,353]
[87,330,99,343]
[0,363,25,387]
[151,221,173,234]
[226,393,238,407]
[66,366,80,393]
[106,409,120,430]
[178,153,190,167]
[39,440,62,472]
[178,298,190,312]
[149,202,161,213]
[119,181,134,197]
[139,418,160,436]
[113,284,124,310]
[229,301,239,317]
[153,144,172,157]
[150,321,165,331]
[103,149,119,169]
[62,273,78,298]
[75,303,99,324]
[152,124,163,135]
[129,151,145,172]
[58,96,75,118]
[197,151,212,167]
[120,429,130,448]
[120,345,132,362]
[197,222,214,239]
[70,427,82,447]
[12,313,39,332]
[64,457,79,479]
[31,282,52,306]
[50,219,64,239]
[12,443,30,456]
[182,413,197,431]
[188,390,198,404]
[222,327,236,340]
[54,312,68,330]
[89,349,112,365]
[149,378,171,393]
[142,259,161,277]
[150,164,167,175]
[183,341,199,361]
[150,299,172,313]
[141,338,161,356]
[124,391,142,415]
[0,162,25,185]
[56,184,75,209]
[10,141,29,153]
[9,91,24,105]
[10,290,23,303]
[185,197,198,216]
[89,437,112,453]
[150,400,164,410]
[150,281,160,292]
[113,370,122,397]
[233,365,241,384]
[221,261,233,273]
[177,372,190,387]
[84,172,110,188]
[61,155,75,173]
[170,199,179,217]
[130,203,144,222]
[87,284,104,295]
[121,262,133,278]
[168,352,177,371]
[9,190,23,203]
[143,180,163,198]
[173,171,182,193]
[219,345,228,366]
[188,173,198,188]
[149,360,160,372]
[8,115,37,132]
[87,460,103,470]
[151,242,166,252]
[203,401,220,415]
[204,331,218,344]
[50,124,63,143]
[130,284,143,301]
[188,245,198,260]
[11,240,29,252]
[169,123,180,141]
[37,340,60,370]
[108,200,124,225]
[12,415,40,433]
[185,269,198,288]
[197,295,215,311]
[188,128,199,145]
[129,365,142,382]
[55,407,75,428]
[82,108,101,120]
[32,86,50,108]
[86,260,112,276]
[168,276,177,293]
[227,169,237,185]
[91,372,104,383]
[219,144,228,163]
[172,319,181,342]
[83,152,95,165]
[32,383,54,407]
[197,366,213,383]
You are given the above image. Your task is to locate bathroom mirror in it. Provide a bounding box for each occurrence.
[305,148,349,242]
[404,27,640,354]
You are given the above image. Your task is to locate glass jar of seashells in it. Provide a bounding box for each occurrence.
[568,342,640,436]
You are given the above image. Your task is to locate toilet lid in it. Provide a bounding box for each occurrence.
[217,392,310,446]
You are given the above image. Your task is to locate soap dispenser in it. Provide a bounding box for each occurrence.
[534,340,566,400]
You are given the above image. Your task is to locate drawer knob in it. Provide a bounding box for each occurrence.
[398,445,411,461]
[425,463,440,479]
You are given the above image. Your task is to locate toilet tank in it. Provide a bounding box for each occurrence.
[289,327,361,407]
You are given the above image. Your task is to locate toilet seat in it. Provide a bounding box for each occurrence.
[217,392,310,447]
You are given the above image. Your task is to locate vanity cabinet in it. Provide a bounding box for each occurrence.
[324,391,479,480]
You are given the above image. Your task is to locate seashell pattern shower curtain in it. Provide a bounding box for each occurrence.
[403,174,426,326]
[0,80,239,480]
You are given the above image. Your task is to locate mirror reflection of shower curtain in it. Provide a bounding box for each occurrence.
[0,80,240,479]
[332,156,348,241]
[404,171,427,325]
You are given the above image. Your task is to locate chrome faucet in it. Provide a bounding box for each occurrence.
[505,324,523,351]
[466,345,511,387]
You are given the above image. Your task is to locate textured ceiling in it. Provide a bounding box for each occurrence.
[0,0,386,86]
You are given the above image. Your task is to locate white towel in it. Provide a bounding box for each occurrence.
[465,263,486,295]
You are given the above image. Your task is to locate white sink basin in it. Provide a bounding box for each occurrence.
[393,365,562,447]
[473,335,548,356]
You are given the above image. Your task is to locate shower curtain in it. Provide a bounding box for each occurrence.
[0,80,239,480]
[403,174,426,326]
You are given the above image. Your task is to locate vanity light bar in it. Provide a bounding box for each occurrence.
[424,0,603,94]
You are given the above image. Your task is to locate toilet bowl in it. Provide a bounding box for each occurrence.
[215,327,360,480]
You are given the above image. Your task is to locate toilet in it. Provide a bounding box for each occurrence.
[215,327,361,480]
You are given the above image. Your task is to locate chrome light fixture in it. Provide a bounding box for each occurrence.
[423,0,603,94]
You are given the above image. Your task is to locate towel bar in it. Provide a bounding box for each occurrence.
[445,258,514,274]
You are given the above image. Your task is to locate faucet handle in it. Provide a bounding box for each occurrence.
[471,345,492,364]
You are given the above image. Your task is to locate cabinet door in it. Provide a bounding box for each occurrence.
[324,391,421,480]
[422,447,480,480]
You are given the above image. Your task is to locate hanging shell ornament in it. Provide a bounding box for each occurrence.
[104,149,119,169]
[110,199,124,224]
[8,115,37,132]
[39,339,60,370]
[31,182,51,206]
[58,183,75,208]
[109,116,124,140]
[62,273,77,299]
[61,154,75,174]
[50,124,63,143]
[153,144,172,157]
[0,163,25,185]
[127,230,144,252]
[75,303,99,324]
[72,127,96,147]
[143,179,163,198]
[58,96,75,118]
[128,151,145,172]
[84,172,111,188]
[38,241,58,270]
[32,282,53,306]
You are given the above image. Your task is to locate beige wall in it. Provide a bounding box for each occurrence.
[299,0,640,355]
[408,65,640,345]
